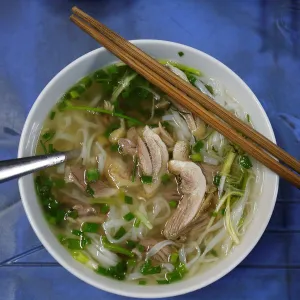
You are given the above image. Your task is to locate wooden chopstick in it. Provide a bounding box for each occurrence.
[69,12,300,188]
[72,6,300,175]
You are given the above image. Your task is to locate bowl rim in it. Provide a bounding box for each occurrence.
[18,39,279,298]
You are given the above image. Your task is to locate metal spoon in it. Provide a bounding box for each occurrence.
[0,150,79,183]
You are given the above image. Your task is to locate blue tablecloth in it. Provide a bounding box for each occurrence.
[0,0,300,299]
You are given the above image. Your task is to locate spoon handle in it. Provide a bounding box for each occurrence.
[0,151,75,183]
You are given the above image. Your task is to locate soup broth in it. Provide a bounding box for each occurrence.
[35,61,259,284]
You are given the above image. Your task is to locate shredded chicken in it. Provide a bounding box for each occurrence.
[163,160,206,240]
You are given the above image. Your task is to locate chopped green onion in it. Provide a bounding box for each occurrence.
[114,226,126,239]
[170,253,179,264]
[49,111,56,120]
[71,250,89,264]
[63,104,143,125]
[186,74,197,86]
[140,260,162,275]
[95,260,127,280]
[127,258,137,267]
[169,200,178,208]
[126,240,137,249]
[137,244,145,252]
[205,84,214,95]
[246,114,251,123]
[101,236,134,257]
[193,140,204,153]
[79,76,93,89]
[221,150,236,175]
[210,249,218,257]
[123,212,135,222]
[67,209,78,219]
[190,153,203,162]
[161,174,171,184]
[65,238,82,250]
[86,168,100,182]
[138,280,147,285]
[131,156,138,182]
[178,51,184,57]
[48,144,57,154]
[86,184,94,197]
[52,178,65,188]
[133,218,141,228]
[158,60,202,76]
[39,140,47,154]
[213,174,221,186]
[42,130,55,142]
[100,203,110,214]
[106,64,118,74]
[157,280,170,284]
[134,211,153,229]
[221,208,226,216]
[165,262,187,283]
[124,195,133,204]
[141,175,153,184]
[71,229,82,236]
[81,222,99,233]
[239,155,252,169]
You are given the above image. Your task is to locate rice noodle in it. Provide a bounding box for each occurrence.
[186,243,201,269]
[146,240,176,259]
[161,263,175,272]
[57,163,65,174]
[95,142,107,174]
[127,272,145,280]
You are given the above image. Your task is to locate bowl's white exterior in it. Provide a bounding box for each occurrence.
[18,40,278,298]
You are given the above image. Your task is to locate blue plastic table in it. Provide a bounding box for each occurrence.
[0,0,300,299]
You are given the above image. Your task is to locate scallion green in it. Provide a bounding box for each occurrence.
[114,226,126,239]
[123,212,135,221]
[86,168,100,182]
[141,175,153,184]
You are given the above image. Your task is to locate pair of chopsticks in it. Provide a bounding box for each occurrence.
[70,7,300,188]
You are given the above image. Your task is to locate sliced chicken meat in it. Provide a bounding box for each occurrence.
[118,138,137,156]
[137,137,152,176]
[173,141,190,161]
[163,160,206,240]
[142,126,169,197]
[158,122,175,148]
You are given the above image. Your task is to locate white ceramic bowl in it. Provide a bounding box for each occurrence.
[18,40,278,298]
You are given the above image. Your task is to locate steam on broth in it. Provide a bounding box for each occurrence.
[35,60,260,284]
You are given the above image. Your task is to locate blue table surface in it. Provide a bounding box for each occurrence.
[0,0,300,299]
